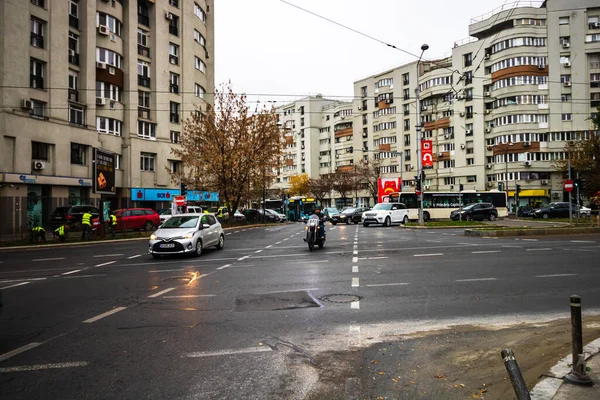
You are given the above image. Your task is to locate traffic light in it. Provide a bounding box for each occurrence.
[459,183,464,191]
[415,179,422,192]
[498,182,504,191]
[180,182,188,195]
[516,184,521,194]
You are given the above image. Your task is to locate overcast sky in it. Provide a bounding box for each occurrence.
[214,0,519,105]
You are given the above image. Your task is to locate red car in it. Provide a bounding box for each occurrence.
[92,208,160,232]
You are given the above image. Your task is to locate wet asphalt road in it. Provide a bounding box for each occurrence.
[1,222,599,399]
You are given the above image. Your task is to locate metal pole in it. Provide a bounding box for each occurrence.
[576,171,580,219]
[568,153,572,225]
[565,295,593,385]
[501,349,531,400]
[399,153,403,192]
[415,44,428,226]
[505,147,509,213]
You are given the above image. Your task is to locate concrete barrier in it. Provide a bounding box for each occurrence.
[464,226,600,237]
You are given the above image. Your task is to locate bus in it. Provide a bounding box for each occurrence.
[384,190,508,221]
[287,196,319,221]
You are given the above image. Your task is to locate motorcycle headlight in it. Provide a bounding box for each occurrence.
[150,234,157,240]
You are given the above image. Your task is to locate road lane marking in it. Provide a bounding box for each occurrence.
[442,233,456,236]
[0,361,89,373]
[164,294,216,298]
[93,254,124,258]
[348,326,361,345]
[571,240,595,243]
[94,261,116,267]
[237,255,250,261]
[149,269,187,273]
[352,257,358,263]
[353,245,358,249]
[522,239,538,241]
[352,266,358,273]
[184,347,272,358]
[455,278,497,282]
[226,233,232,235]
[0,343,42,362]
[414,253,444,257]
[127,254,143,259]
[0,282,31,290]
[148,288,176,298]
[526,248,552,252]
[352,277,359,287]
[426,240,441,243]
[0,278,46,283]
[265,245,273,249]
[368,256,388,260]
[366,282,410,287]
[471,250,502,254]
[234,231,240,234]
[290,260,329,264]
[32,257,65,262]
[61,269,82,276]
[217,264,231,270]
[353,250,358,255]
[502,245,523,248]
[228,264,256,268]
[536,274,578,278]
[83,307,127,323]
[64,274,106,279]
[275,241,282,245]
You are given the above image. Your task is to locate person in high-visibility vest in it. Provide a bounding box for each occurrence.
[81,211,92,240]
[108,212,117,239]
[31,225,46,242]
[54,225,67,242]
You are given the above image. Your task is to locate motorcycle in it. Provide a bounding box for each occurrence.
[304,215,325,251]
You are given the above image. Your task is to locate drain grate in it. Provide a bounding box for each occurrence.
[319,294,362,304]
[162,277,192,283]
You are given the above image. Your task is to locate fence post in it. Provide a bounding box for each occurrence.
[501,349,531,400]
[565,295,593,386]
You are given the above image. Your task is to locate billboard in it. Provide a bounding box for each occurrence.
[421,140,434,168]
[377,178,401,203]
[130,188,181,201]
[93,148,116,195]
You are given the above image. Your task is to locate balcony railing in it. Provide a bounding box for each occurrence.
[68,52,80,66]
[138,14,150,27]
[30,75,44,89]
[68,89,79,102]
[138,75,151,88]
[169,84,179,94]
[170,113,180,123]
[30,33,44,48]
[69,15,78,29]
[169,25,179,36]
[137,45,150,58]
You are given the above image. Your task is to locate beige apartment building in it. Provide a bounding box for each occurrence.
[0,0,214,237]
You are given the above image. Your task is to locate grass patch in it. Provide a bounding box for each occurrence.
[405,220,485,227]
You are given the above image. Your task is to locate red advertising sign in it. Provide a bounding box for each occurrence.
[421,140,433,168]
[378,178,401,203]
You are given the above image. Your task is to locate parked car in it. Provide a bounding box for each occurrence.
[207,206,230,221]
[243,209,278,223]
[532,202,573,219]
[322,207,340,223]
[149,213,224,259]
[92,208,160,232]
[65,205,101,227]
[450,202,498,221]
[517,205,536,217]
[49,206,71,227]
[233,210,246,222]
[579,205,591,217]
[266,209,286,222]
[159,206,203,224]
[362,203,409,227]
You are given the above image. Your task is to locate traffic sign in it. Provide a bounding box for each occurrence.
[564,179,574,193]
[415,190,422,196]
[175,195,186,206]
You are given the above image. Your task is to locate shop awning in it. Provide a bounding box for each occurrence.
[508,189,548,197]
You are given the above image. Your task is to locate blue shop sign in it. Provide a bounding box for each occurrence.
[186,191,219,202]
[130,188,181,201]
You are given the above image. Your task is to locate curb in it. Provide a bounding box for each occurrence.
[403,225,490,230]
[530,337,600,400]
[464,226,600,237]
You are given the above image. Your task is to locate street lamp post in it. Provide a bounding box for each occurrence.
[501,142,514,213]
[415,44,429,226]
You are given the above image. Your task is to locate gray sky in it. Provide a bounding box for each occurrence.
[214,0,516,105]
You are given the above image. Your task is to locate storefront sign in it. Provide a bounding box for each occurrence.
[186,191,219,202]
[2,173,92,187]
[421,140,433,168]
[378,178,401,203]
[130,188,181,201]
[93,148,116,195]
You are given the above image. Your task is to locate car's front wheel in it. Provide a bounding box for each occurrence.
[194,240,203,257]
[345,217,351,225]
[542,213,549,219]
[144,221,154,231]
[383,217,391,227]
[489,213,497,221]
[403,215,409,224]
[216,234,224,250]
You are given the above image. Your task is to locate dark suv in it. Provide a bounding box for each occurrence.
[450,202,498,221]
[49,206,71,227]
[532,202,574,219]
[336,207,370,224]
[65,205,100,226]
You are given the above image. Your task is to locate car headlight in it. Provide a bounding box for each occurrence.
[150,234,157,240]
[183,231,195,239]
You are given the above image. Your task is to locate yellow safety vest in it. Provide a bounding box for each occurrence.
[82,212,92,226]
[110,215,117,225]
[55,226,65,236]
[33,226,45,233]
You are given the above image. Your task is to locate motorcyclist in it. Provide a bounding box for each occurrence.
[311,208,327,240]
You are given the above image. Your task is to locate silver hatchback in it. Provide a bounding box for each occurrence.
[149,213,224,259]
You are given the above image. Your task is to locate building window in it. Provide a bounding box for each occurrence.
[194,56,206,73]
[96,117,122,136]
[169,72,180,94]
[31,18,44,48]
[96,48,122,68]
[169,0,179,7]
[69,0,79,29]
[96,82,121,102]
[32,141,48,161]
[194,30,206,46]
[137,28,150,57]
[69,70,79,101]
[169,43,179,65]
[403,88,410,100]
[30,58,44,89]
[169,160,180,174]
[31,0,45,8]
[404,119,410,131]
[170,102,180,124]
[465,71,473,85]
[137,60,151,87]
[465,106,473,119]
[561,113,572,121]
[138,91,151,119]
[115,154,121,170]
[194,3,207,22]
[30,100,46,118]
[69,104,85,125]
[561,94,571,102]
[168,14,179,36]
[138,2,150,27]
[467,158,474,165]
[465,88,473,101]
[467,175,477,183]
[194,83,205,98]
[70,143,87,165]
[170,131,180,144]
[97,12,122,37]
[402,73,409,86]
[560,74,571,83]
[138,121,156,139]
[463,52,472,67]
[68,32,80,65]
[559,16,569,25]
[140,153,155,172]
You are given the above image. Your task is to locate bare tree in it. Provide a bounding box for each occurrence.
[331,170,355,207]
[308,174,333,206]
[355,158,382,204]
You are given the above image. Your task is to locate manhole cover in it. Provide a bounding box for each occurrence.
[162,277,192,283]
[319,294,362,303]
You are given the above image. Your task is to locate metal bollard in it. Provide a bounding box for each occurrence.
[501,349,531,400]
[565,295,593,386]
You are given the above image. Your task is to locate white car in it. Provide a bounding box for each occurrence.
[362,202,409,227]
[149,213,224,258]
[266,209,286,222]
[159,206,203,224]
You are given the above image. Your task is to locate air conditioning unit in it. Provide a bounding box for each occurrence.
[484,53,490,60]
[96,62,107,69]
[595,22,600,29]
[485,127,492,133]
[165,12,174,20]
[68,49,76,57]
[486,145,493,151]
[524,161,532,166]
[538,64,546,70]
[361,93,366,98]
[438,152,444,157]
[358,106,362,111]
[421,105,427,111]
[318,156,322,160]
[425,185,430,190]
[410,165,415,170]
[553,192,561,199]
[335,154,339,159]
[374,89,379,94]
[96,97,106,105]
[460,144,465,149]
[486,182,494,188]
[459,112,465,117]
[485,109,491,114]
[541,179,549,185]
[21,99,34,110]
[410,181,415,187]
[564,61,571,68]
[465,129,472,135]
[340,115,345,120]
[32,160,46,170]
[385,100,391,104]
[98,25,110,36]
[523,141,531,147]
[562,42,570,48]
[486,163,492,169]
[563,82,572,87]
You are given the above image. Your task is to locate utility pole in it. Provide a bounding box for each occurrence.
[568,150,572,225]
[415,44,429,226]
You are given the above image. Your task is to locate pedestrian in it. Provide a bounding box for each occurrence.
[31,225,46,242]
[108,211,117,239]
[54,224,68,243]
[591,197,600,228]
[81,210,92,240]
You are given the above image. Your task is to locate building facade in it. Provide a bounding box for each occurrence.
[0,0,214,237]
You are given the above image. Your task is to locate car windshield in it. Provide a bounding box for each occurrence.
[462,204,476,210]
[265,209,278,215]
[160,216,199,229]
[325,208,339,214]
[372,204,392,211]
[342,208,356,213]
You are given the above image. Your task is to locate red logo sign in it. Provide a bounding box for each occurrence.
[378,178,401,203]
[564,179,574,193]
[421,140,433,168]
[175,196,186,206]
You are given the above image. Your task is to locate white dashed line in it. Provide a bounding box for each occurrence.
[127,254,142,259]
[536,274,577,278]
[570,240,595,243]
[93,254,124,258]
[426,240,442,243]
[184,347,272,358]
[94,261,116,267]
[237,255,250,261]
[352,277,359,287]
[454,278,497,282]
[61,269,82,276]
[0,362,88,373]
[64,274,106,279]
[255,250,262,253]
[351,301,360,309]
[226,233,232,235]
[502,245,523,248]
[83,307,127,323]
[368,256,388,260]
[0,282,30,290]
[413,253,444,257]
[471,250,502,254]
[265,245,273,249]
[148,269,187,273]
[0,277,46,283]
[0,343,42,362]
[148,288,176,298]
[352,266,358,273]
[32,257,64,262]
[164,294,216,298]
[522,239,538,241]
[234,231,240,234]
[366,282,410,287]
[526,248,552,252]
[348,326,361,344]
[217,264,231,270]
[275,241,282,245]
[353,250,358,255]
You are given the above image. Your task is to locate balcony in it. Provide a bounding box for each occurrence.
[69,15,78,29]
[169,84,179,94]
[138,108,151,120]
[68,52,79,66]
[137,45,150,58]
[170,113,180,123]
[138,14,150,27]
[169,25,179,36]
[138,75,151,88]
[30,75,44,89]
[591,62,600,69]
[30,33,44,48]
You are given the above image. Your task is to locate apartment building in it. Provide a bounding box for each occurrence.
[0,0,214,236]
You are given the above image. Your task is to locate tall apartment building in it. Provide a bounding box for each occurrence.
[0,0,214,236]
